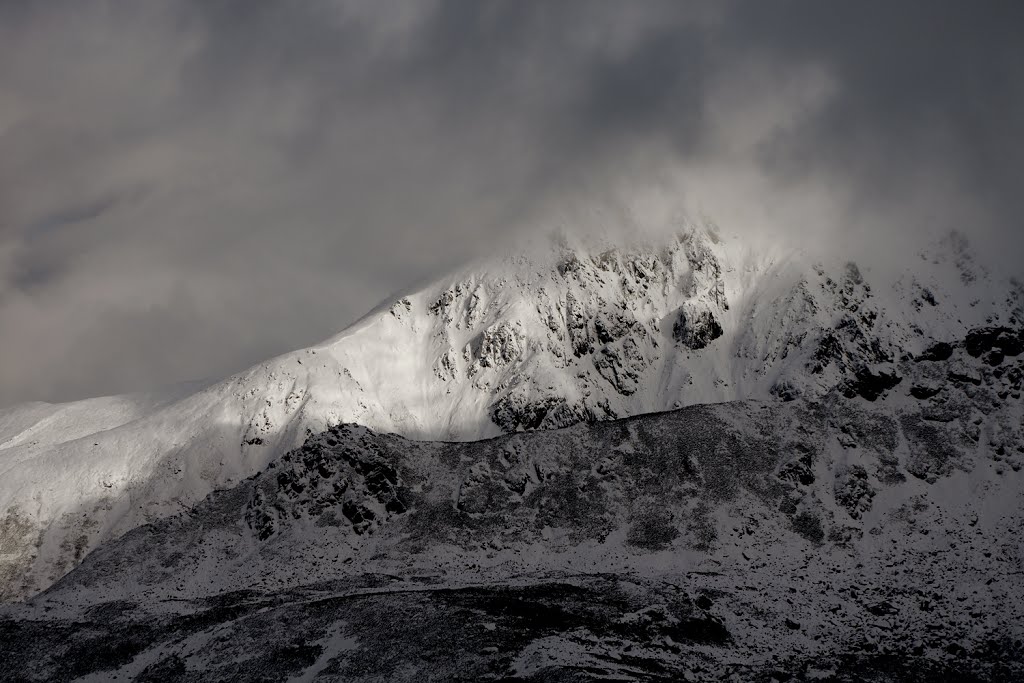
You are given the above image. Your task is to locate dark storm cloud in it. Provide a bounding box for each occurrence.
[727,2,1024,249]
[0,1,1021,406]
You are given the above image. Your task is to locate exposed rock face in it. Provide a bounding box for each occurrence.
[593,336,649,395]
[841,365,902,401]
[564,291,594,357]
[965,326,1024,363]
[917,340,955,362]
[474,321,524,370]
[491,395,592,433]
[672,306,724,349]
[414,228,742,431]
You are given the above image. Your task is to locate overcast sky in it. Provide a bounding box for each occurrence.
[1,1,1022,407]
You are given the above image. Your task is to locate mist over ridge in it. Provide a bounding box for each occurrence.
[1,1,1021,407]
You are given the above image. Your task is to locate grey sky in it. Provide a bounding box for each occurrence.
[1,1,1021,407]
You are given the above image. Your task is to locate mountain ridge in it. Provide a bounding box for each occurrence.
[0,224,1019,600]
[6,329,1022,679]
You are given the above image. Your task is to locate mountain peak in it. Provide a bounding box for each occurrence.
[0,223,1019,599]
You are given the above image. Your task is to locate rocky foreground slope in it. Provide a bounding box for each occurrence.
[1,226,1020,601]
[1,323,1021,681]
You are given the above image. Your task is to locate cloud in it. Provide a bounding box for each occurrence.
[0,1,1021,406]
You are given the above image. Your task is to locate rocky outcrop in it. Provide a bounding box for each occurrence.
[244,426,412,540]
[916,341,955,362]
[964,326,1023,364]
[474,322,524,370]
[672,306,723,350]
[840,365,902,401]
[490,394,593,432]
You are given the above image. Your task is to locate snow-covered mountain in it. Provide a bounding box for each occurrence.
[5,326,1023,679]
[0,224,1020,600]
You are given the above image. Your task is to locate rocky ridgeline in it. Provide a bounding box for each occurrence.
[22,318,1022,597]
[419,230,1023,437]
[9,317,1019,679]
[0,227,1020,627]
[423,230,737,429]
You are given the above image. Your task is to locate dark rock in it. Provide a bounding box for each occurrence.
[770,381,800,402]
[593,310,635,344]
[866,601,897,617]
[901,414,966,480]
[910,385,942,400]
[672,308,723,350]
[779,498,798,515]
[984,350,1005,366]
[791,511,825,543]
[916,342,954,362]
[626,506,678,551]
[341,500,375,534]
[777,448,815,487]
[384,496,408,515]
[842,366,902,401]
[835,465,875,519]
[491,395,587,433]
[965,327,1023,358]
[812,331,844,373]
[364,465,398,496]
[592,337,647,396]
[564,292,593,357]
[948,369,982,386]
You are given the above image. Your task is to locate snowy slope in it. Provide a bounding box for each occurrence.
[7,327,1023,679]
[0,224,1020,600]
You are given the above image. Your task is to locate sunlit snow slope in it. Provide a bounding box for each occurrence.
[0,224,1019,599]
